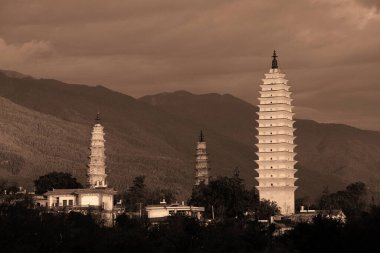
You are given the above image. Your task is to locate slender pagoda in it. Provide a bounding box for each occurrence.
[255,51,297,215]
[195,130,210,185]
[88,113,108,188]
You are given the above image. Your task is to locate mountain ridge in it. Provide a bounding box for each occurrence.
[0,73,379,200]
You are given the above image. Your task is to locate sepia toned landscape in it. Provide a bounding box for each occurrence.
[0,0,380,252]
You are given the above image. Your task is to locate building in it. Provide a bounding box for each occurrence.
[146,200,205,224]
[45,188,116,211]
[195,130,210,185]
[44,113,117,225]
[33,195,48,207]
[291,207,346,224]
[255,51,298,215]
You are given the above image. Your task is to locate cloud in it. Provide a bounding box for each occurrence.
[0,38,53,69]
[355,0,380,10]
[0,0,379,130]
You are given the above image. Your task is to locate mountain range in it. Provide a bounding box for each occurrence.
[1,70,380,200]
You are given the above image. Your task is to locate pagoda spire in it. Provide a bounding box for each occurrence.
[88,113,108,188]
[95,112,101,123]
[271,50,278,69]
[199,130,205,142]
[195,131,210,186]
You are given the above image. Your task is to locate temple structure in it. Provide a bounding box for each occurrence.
[88,113,108,188]
[195,130,210,185]
[255,51,297,215]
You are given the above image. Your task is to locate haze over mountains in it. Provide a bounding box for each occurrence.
[0,70,380,200]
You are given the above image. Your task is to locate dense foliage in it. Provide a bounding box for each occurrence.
[34,172,83,194]
[189,173,280,220]
[318,182,368,219]
[1,199,380,252]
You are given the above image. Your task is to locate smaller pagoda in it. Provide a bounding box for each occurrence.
[88,113,108,188]
[195,130,210,185]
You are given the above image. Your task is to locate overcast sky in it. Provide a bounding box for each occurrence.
[0,0,379,130]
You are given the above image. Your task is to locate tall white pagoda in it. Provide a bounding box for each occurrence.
[195,130,210,186]
[255,51,297,215]
[88,113,108,188]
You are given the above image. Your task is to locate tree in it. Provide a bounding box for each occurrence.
[34,172,82,194]
[318,181,368,219]
[147,188,176,205]
[123,176,177,213]
[124,176,148,211]
[284,215,344,252]
[189,173,266,220]
[254,200,280,220]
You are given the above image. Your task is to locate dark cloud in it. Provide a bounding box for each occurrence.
[0,0,379,130]
[355,0,380,10]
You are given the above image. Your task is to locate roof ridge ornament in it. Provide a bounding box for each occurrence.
[272,50,278,69]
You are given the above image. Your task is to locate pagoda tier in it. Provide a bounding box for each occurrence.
[88,115,108,188]
[257,135,296,144]
[257,129,296,137]
[259,90,292,98]
[255,160,297,169]
[256,142,296,151]
[195,131,210,186]
[256,168,297,174]
[255,177,298,185]
[258,104,294,111]
[257,119,295,128]
[255,51,297,215]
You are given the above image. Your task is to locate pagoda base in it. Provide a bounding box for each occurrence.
[257,186,296,215]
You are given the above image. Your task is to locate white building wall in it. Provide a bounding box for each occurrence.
[147,208,170,218]
[80,195,100,206]
[101,194,114,211]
